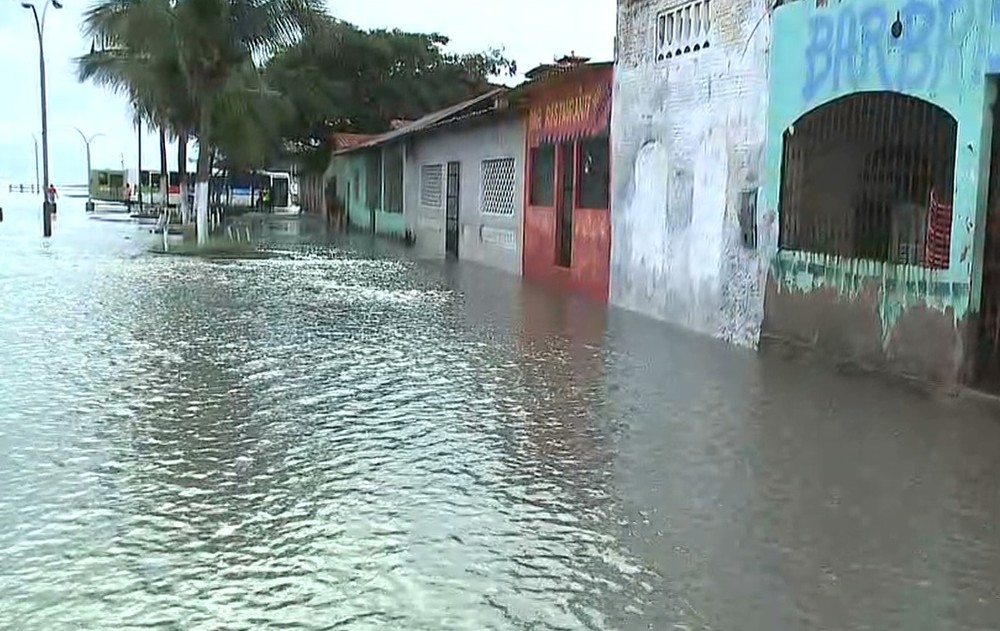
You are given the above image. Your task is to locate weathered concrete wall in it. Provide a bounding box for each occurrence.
[760,0,1000,386]
[329,153,371,230]
[297,172,325,215]
[403,116,526,274]
[610,0,773,347]
[329,148,406,238]
[523,65,614,304]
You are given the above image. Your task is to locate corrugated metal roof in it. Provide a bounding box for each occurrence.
[333,88,506,155]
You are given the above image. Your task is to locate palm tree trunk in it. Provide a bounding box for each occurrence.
[178,131,190,224]
[159,126,168,208]
[194,105,212,245]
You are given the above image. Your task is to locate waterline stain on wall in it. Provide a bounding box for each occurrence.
[762,0,1000,384]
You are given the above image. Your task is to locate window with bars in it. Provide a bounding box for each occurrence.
[656,0,711,61]
[577,135,610,209]
[529,144,555,206]
[778,91,957,268]
[365,152,382,209]
[420,164,444,208]
[384,145,404,213]
[480,157,517,216]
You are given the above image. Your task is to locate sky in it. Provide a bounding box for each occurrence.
[0,0,615,186]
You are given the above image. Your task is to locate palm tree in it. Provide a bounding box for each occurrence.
[81,0,322,242]
[79,0,197,222]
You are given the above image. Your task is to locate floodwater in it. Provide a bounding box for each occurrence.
[2,194,1000,631]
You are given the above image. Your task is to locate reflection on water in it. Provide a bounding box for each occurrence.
[1,198,1000,630]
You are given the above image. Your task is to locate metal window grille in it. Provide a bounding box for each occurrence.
[656,0,711,61]
[384,145,404,214]
[420,164,443,208]
[778,91,957,268]
[480,158,516,216]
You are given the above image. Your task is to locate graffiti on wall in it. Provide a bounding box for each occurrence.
[801,0,998,102]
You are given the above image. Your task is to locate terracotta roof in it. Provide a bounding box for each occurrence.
[524,53,593,80]
[334,88,507,155]
[505,61,613,105]
[331,133,377,151]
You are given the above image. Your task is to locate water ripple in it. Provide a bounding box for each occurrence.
[3,205,1000,630]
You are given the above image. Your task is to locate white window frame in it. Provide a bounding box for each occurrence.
[479,157,517,217]
[420,163,444,209]
[656,0,711,62]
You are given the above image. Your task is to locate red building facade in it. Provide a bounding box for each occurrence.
[520,63,613,303]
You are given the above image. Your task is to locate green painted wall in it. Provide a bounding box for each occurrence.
[328,148,406,238]
[762,0,1000,335]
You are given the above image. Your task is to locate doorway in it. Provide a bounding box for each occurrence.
[446,161,460,258]
[976,91,1000,390]
[556,141,575,267]
[345,183,351,230]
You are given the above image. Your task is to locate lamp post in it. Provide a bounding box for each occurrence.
[30,133,40,193]
[74,127,104,212]
[21,0,62,237]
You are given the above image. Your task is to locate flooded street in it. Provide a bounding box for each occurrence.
[2,196,1000,630]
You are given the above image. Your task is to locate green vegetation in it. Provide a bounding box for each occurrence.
[75,0,516,238]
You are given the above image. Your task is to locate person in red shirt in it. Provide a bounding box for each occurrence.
[46,183,57,203]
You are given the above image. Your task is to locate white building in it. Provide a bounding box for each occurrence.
[610,0,774,347]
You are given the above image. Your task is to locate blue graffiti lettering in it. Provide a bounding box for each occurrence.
[801,0,990,102]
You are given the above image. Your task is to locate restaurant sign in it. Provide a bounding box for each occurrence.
[528,80,612,144]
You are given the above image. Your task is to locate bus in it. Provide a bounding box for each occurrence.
[123,169,196,207]
[123,169,162,205]
[228,170,300,214]
[89,168,127,202]
[166,170,196,207]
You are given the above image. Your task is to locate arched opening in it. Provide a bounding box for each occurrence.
[778,92,958,267]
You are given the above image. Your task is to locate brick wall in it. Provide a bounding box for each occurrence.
[610,0,775,347]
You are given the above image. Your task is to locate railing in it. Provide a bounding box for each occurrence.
[8,184,41,194]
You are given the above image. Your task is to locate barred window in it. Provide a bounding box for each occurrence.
[420,164,443,208]
[577,135,610,209]
[384,145,404,213]
[529,144,555,206]
[480,158,516,216]
[656,0,711,61]
[779,91,957,268]
[365,152,382,209]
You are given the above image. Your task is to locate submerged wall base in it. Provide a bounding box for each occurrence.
[763,277,969,390]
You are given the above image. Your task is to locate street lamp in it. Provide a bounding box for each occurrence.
[74,127,104,212]
[21,0,63,237]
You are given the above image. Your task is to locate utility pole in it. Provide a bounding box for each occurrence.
[30,133,39,193]
[21,0,63,237]
[74,127,103,212]
[137,123,143,214]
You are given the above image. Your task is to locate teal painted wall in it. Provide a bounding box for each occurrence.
[328,149,407,238]
[762,0,1000,335]
[330,153,371,230]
